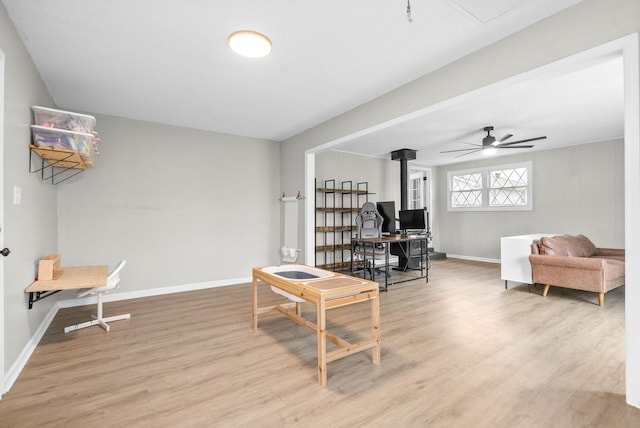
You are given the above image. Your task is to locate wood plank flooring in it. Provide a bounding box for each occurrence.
[1,259,639,427]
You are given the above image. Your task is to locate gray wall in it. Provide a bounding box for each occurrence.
[315,150,401,203]
[436,139,624,259]
[1,5,58,371]
[57,114,281,291]
[2,0,281,376]
[316,139,624,262]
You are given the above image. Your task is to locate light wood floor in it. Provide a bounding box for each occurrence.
[2,259,639,427]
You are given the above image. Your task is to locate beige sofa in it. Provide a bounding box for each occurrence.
[529,234,625,306]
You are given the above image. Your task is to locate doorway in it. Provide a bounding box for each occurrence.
[408,167,431,211]
[306,34,640,407]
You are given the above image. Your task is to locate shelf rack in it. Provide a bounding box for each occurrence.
[315,179,371,270]
[29,145,88,184]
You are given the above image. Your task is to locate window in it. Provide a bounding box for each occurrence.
[450,172,483,208]
[448,161,532,211]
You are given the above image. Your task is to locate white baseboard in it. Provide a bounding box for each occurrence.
[3,276,250,396]
[445,254,500,264]
[57,276,251,308]
[3,303,59,396]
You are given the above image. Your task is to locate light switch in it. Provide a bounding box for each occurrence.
[13,186,22,205]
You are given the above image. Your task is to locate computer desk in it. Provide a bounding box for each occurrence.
[25,265,108,309]
[351,233,430,291]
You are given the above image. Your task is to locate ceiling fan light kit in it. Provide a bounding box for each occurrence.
[440,126,546,158]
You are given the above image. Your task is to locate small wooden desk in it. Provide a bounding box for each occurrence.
[25,265,108,309]
[253,265,380,387]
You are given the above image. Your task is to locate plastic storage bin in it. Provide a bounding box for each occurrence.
[32,105,96,134]
[31,125,97,166]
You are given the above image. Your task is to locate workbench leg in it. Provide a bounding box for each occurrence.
[371,294,381,365]
[252,275,258,332]
[317,299,327,387]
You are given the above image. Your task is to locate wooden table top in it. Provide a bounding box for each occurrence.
[25,265,108,292]
[253,265,378,302]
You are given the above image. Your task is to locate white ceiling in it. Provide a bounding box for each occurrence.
[2,0,619,166]
[337,54,624,164]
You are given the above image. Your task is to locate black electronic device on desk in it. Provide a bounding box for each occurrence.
[376,201,397,236]
[393,208,430,269]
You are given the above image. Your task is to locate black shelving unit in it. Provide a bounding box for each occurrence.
[315,179,371,271]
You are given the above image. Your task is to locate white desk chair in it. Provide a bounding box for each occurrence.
[64,260,131,333]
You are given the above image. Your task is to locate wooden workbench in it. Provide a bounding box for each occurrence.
[252,265,380,387]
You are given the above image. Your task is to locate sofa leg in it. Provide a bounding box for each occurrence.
[542,284,550,297]
[598,292,604,307]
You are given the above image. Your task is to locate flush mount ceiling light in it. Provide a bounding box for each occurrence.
[228,30,272,58]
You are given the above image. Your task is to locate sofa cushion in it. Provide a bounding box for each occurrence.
[575,234,598,257]
[539,234,598,257]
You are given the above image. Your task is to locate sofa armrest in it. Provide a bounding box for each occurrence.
[595,247,625,258]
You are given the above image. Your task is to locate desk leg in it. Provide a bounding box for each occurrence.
[252,275,258,332]
[372,294,381,365]
[351,240,355,275]
[317,298,328,387]
[426,251,430,283]
[384,242,389,291]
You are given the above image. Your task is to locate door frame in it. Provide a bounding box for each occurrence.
[0,49,6,396]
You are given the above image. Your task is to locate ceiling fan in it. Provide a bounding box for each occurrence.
[440,126,547,157]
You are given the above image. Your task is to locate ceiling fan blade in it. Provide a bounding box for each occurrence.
[498,145,534,149]
[455,149,481,158]
[498,136,547,147]
[441,142,481,153]
[440,147,479,153]
[497,133,513,143]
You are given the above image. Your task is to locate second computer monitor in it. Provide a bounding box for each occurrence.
[399,208,427,233]
[376,201,397,235]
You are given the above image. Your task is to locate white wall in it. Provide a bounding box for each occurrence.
[57,114,281,291]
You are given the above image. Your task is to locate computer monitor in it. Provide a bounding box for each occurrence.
[376,201,396,234]
[399,208,428,233]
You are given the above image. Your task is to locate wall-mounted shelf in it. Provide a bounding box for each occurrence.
[28,106,99,184]
[29,145,88,184]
